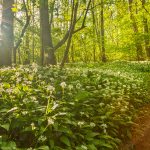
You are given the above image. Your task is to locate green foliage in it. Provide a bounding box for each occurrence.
[0,62,150,149]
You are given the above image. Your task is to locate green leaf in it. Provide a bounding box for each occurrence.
[75,91,90,101]
[11,7,18,13]
[0,124,10,131]
[99,141,113,149]
[3,83,10,88]
[38,145,49,150]
[85,132,99,138]
[56,126,72,135]
[49,139,54,148]
[126,129,132,139]
[88,144,97,150]
[60,136,71,147]
[0,141,16,150]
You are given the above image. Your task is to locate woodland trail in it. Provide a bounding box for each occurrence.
[121,105,150,150]
[131,104,150,150]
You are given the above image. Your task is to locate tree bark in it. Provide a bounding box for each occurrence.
[91,0,101,62]
[91,0,96,62]
[100,0,107,62]
[60,0,91,67]
[142,0,150,59]
[60,2,78,68]
[128,0,144,61]
[13,0,30,64]
[0,0,14,67]
[40,0,56,65]
[32,1,35,62]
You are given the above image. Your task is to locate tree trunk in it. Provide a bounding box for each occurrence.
[91,0,96,62]
[100,0,107,62]
[40,0,56,65]
[32,1,35,62]
[128,0,144,61]
[24,32,30,64]
[0,0,14,67]
[91,0,101,62]
[71,42,75,63]
[142,0,150,59]
[13,0,30,64]
[61,2,78,67]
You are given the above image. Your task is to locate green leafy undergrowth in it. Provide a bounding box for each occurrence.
[0,62,150,149]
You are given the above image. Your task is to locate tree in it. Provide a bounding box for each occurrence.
[60,1,78,67]
[40,0,56,65]
[128,0,144,61]
[100,0,106,62]
[40,0,91,66]
[0,0,14,66]
[142,0,150,59]
[13,0,30,64]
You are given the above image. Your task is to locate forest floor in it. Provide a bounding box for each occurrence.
[122,104,150,150]
[1,62,150,149]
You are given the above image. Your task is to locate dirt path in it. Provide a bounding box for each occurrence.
[120,104,150,150]
[131,105,150,150]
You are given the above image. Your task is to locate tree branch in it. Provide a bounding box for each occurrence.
[140,0,150,15]
[54,0,91,51]
[60,1,78,67]
[14,0,30,52]
[49,0,55,47]
[74,0,91,33]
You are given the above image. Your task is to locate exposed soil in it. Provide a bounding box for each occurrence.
[131,104,150,150]
[120,104,150,150]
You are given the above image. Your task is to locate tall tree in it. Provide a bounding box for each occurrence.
[61,1,78,67]
[142,0,150,59]
[40,0,91,66]
[91,0,96,62]
[40,0,56,65]
[100,0,106,62]
[0,0,14,66]
[13,0,30,64]
[128,0,144,61]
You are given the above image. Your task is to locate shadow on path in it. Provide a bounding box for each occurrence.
[120,104,150,150]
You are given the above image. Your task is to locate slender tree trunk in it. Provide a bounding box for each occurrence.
[91,1,96,62]
[13,0,17,64]
[18,48,21,64]
[0,0,14,66]
[128,0,144,61]
[13,0,30,63]
[92,0,101,61]
[142,0,150,59]
[61,2,78,67]
[100,0,106,62]
[71,42,75,62]
[32,1,35,62]
[24,32,30,64]
[143,18,150,59]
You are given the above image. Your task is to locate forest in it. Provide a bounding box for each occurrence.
[0,0,150,149]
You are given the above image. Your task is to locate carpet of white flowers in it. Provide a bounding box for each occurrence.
[0,61,150,150]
